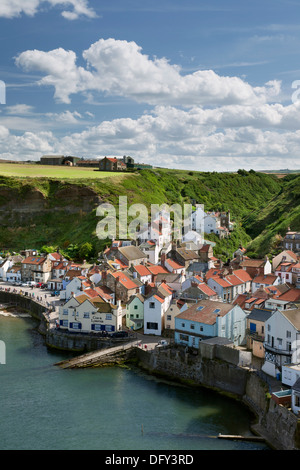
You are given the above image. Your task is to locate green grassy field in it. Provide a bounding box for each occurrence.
[0,163,130,180]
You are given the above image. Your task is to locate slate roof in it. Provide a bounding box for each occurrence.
[118,245,147,261]
[247,308,273,322]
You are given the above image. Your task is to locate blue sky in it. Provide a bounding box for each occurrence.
[1,0,300,171]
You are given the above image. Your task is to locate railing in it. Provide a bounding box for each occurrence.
[264,343,292,356]
[246,329,265,342]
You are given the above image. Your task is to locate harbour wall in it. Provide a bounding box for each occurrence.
[135,346,300,450]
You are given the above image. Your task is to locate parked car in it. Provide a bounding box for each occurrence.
[155,340,169,348]
[21,282,30,287]
[36,282,43,288]
[111,331,129,338]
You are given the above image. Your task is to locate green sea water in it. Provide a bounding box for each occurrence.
[0,314,269,451]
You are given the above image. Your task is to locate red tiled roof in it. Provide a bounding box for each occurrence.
[165,259,185,270]
[147,265,169,275]
[278,288,300,302]
[197,283,217,297]
[233,269,252,283]
[253,274,278,284]
[134,264,151,276]
[22,256,46,265]
[112,271,139,290]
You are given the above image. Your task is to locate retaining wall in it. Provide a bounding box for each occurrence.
[136,346,300,450]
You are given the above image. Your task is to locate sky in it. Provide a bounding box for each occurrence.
[1,0,300,171]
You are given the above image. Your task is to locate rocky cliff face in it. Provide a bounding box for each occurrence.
[0,179,105,250]
[0,184,102,215]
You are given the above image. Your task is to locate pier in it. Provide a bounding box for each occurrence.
[54,340,140,369]
[218,434,266,443]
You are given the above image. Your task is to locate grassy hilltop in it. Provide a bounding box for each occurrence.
[0,163,298,261]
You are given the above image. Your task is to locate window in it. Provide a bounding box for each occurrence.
[179,334,189,342]
[106,314,112,320]
[167,315,171,321]
[181,322,185,328]
[200,326,203,332]
[63,309,68,315]
[147,322,158,330]
[149,302,155,309]
[268,324,271,331]
[191,324,195,330]
[287,330,291,338]
[134,305,138,310]
[83,312,90,318]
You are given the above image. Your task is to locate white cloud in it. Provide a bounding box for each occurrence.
[15,38,282,106]
[0,0,96,20]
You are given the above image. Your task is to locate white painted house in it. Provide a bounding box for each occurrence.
[59,294,122,333]
[6,265,22,283]
[143,284,173,336]
[60,277,82,301]
[262,307,300,378]
[191,205,206,233]
[282,363,300,388]
[0,258,13,280]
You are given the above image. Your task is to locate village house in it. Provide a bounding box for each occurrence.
[291,378,300,416]
[59,294,122,333]
[246,308,273,358]
[182,230,203,248]
[6,265,22,283]
[282,230,300,253]
[0,258,14,280]
[155,272,185,294]
[60,276,82,301]
[207,268,252,303]
[262,307,300,378]
[163,257,186,275]
[115,245,147,268]
[21,255,52,283]
[146,264,169,283]
[98,156,127,172]
[274,261,294,285]
[102,270,143,303]
[191,205,206,233]
[164,299,190,332]
[180,282,219,302]
[272,250,299,271]
[174,299,247,348]
[138,240,160,265]
[282,363,300,388]
[292,262,300,288]
[240,257,272,278]
[131,264,152,285]
[169,246,200,269]
[143,283,173,336]
[126,294,145,331]
[251,273,280,293]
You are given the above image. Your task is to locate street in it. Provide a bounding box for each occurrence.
[0,280,169,348]
[0,280,60,325]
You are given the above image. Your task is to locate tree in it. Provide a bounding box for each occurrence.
[79,242,93,261]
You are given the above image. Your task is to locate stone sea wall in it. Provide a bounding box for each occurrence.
[136,347,300,450]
